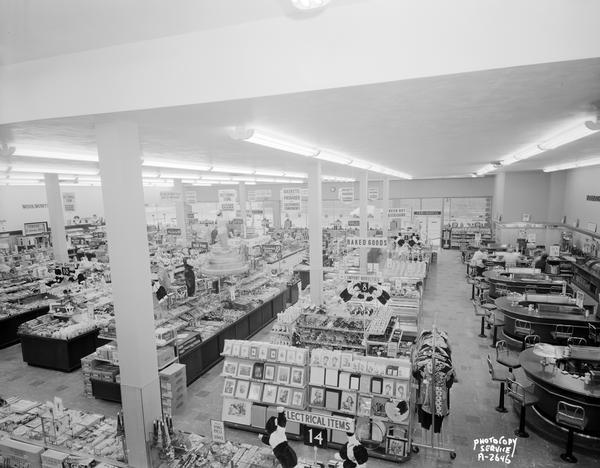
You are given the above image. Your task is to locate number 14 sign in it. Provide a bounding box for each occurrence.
[304,426,327,448]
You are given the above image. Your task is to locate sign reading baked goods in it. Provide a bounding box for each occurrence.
[285,409,354,433]
[347,237,388,248]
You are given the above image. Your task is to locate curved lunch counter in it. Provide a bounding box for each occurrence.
[484,270,565,299]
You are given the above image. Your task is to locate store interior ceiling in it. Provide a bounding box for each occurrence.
[1,1,600,182]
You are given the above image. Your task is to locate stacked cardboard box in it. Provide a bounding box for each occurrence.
[159,362,187,417]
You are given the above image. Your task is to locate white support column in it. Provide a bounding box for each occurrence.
[173,179,189,246]
[44,174,69,263]
[95,120,162,468]
[382,177,390,240]
[238,182,248,238]
[307,161,323,306]
[359,171,368,274]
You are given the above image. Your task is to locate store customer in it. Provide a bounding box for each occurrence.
[534,252,549,272]
[259,407,298,468]
[183,258,196,297]
[470,246,488,277]
[501,247,521,268]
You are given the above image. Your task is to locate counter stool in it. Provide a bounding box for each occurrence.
[487,355,510,413]
[567,337,587,346]
[556,401,587,463]
[522,334,540,350]
[551,324,574,343]
[505,378,539,438]
[514,320,534,348]
[472,300,489,338]
[496,340,521,374]
[488,311,505,348]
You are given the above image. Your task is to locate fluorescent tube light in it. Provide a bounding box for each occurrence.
[291,0,331,10]
[191,182,213,186]
[231,176,257,182]
[76,176,102,182]
[202,175,233,181]
[283,171,307,178]
[4,172,44,180]
[61,182,101,187]
[11,162,99,175]
[502,145,545,166]
[211,165,254,175]
[159,172,202,180]
[315,150,353,165]
[252,169,285,177]
[13,148,98,162]
[322,176,356,182]
[0,180,45,186]
[242,130,319,157]
[543,156,600,173]
[349,159,373,170]
[538,121,599,150]
[142,159,211,171]
[388,170,412,180]
[476,164,496,176]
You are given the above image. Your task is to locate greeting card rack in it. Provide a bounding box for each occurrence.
[410,324,456,460]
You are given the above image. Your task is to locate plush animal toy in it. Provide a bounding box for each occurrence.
[259,407,298,468]
[336,432,369,468]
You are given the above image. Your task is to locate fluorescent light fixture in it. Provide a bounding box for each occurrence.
[543,156,600,173]
[274,178,304,184]
[388,170,412,180]
[76,176,102,182]
[322,175,355,182]
[4,172,44,180]
[211,165,254,175]
[315,150,353,165]
[476,164,496,176]
[10,162,99,175]
[241,129,319,157]
[291,0,331,10]
[231,176,258,182]
[0,180,45,186]
[13,147,98,162]
[251,169,285,177]
[61,182,101,187]
[348,159,373,170]
[502,145,545,166]
[202,174,233,181]
[159,172,202,180]
[191,182,213,186]
[142,158,211,172]
[538,121,598,150]
[58,175,77,182]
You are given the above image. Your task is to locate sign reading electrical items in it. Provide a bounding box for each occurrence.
[285,410,354,433]
[347,237,388,248]
[473,436,517,464]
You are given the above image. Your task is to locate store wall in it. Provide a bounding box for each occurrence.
[498,171,553,223]
[563,165,600,228]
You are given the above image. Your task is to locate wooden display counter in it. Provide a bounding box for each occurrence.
[0,305,50,349]
[484,270,565,299]
[520,348,600,440]
[495,296,600,346]
[19,328,101,372]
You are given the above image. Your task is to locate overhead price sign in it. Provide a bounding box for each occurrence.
[282,187,301,212]
[218,189,237,212]
[413,210,442,216]
[248,189,272,202]
[388,208,411,218]
[285,410,354,433]
[184,191,197,204]
[347,237,388,248]
[338,187,354,203]
[368,187,379,200]
[160,191,182,201]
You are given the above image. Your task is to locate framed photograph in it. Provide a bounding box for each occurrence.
[395,381,408,401]
[235,380,249,399]
[371,377,383,394]
[252,362,265,380]
[268,347,278,362]
[310,367,325,386]
[276,387,291,406]
[232,342,241,357]
[223,341,233,356]
[349,374,360,391]
[277,365,291,385]
[309,387,325,407]
[290,368,305,387]
[262,384,278,404]
[222,398,252,426]
[325,369,339,387]
[277,347,287,363]
[259,345,268,361]
[295,349,306,365]
[223,378,237,396]
[250,345,259,360]
[387,438,408,458]
[264,364,276,381]
[371,396,387,418]
[338,372,351,390]
[291,390,304,408]
[357,395,372,417]
[223,360,238,377]
[237,363,252,379]
[340,391,357,413]
[330,350,342,369]
[340,353,353,370]
[321,350,332,368]
[240,343,250,359]
[248,382,263,402]
[310,349,322,367]
[286,349,296,364]
[382,379,395,398]
[325,389,340,410]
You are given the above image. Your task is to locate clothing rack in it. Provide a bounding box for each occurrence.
[411,323,456,460]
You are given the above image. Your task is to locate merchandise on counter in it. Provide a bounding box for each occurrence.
[18,315,99,340]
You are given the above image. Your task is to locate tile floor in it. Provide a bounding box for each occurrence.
[1,249,599,467]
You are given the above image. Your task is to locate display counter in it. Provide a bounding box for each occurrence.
[0,304,52,349]
[495,296,600,346]
[520,347,600,438]
[484,269,565,298]
[19,328,103,372]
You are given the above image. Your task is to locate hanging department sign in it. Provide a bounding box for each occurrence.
[285,410,354,433]
[388,208,411,218]
[218,189,237,212]
[184,191,197,204]
[62,193,76,212]
[281,187,301,212]
[347,237,388,248]
[368,187,379,200]
[247,189,272,202]
[338,187,354,203]
[160,191,182,201]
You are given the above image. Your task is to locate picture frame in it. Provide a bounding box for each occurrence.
[338,372,351,390]
[340,353,353,370]
[329,350,341,369]
[291,390,304,408]
[268,347,278,362]
[222,398,252,426]
[277,347,287,363]
[277,365,291,385]
[371,396,387,418]
[310,349,322,367]
[264,364,276,381]
[309,367,325,386]
[240,343,250,359]
[382,379,395,397]
[357,395,372,417]
[262,384,278,404]
[325,369,339,387]
[286,349,296,364]
[290,367,305,387]
[232,342,241,357]
[395,381,408,401]
[252,362,265,380]
[223,341,233,356]
[371,377,383,394]
[387,438,408,458]
[237,363,252,379]
[223,360,238,377]
[259,345,268,361]
[340,391,357,413]
[248,382,263,402]
[222,378,237,396]
[349,374,360,391]
[321,350,332,368]
[276,387,291,406]
[250,345,259,360]
[309,387,325,407]
[235,380,249,400]
[295,349,306,365]
[325,389,340,410]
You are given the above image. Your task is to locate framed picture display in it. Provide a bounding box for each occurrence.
[259,345,268,361]
[395,381,408,401]
[252,363,265,380]
[277,348,287,362]
[223,378,237,397]
[240,344,250,359]
[250,345,259,360]
[290,368,305,387]
[295,349,306,365]
[310,367,325,386]
[276,387,291,406]
[340,353,353,370]
[310,349,323,366]
[248,382,263,402]
[340,391,357,413]
[371,396,387,418]
[232,342,241,357]
[268,348,278,362]
[338,372,351,390]
[349,374,360,391]
[262,384,278,404]
[286,349,296,364]
[357,395,372,417]
[309,387,325,407]
[277,366,291,385]
[223,341,233,356]
[325,369,339,387]
[371,377,383,395]
[387,438,408,458]
[382,379,395,397]
[223,361,238,377]
[222,398,252,426]
[329,350,341,369]
[235,380,250,399]
[291,390,304,408]
[321,350,332,368]
[264,364,276,381]
[237,363,252,379]
[325,389,340,410]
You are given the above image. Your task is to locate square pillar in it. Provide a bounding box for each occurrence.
[359,171,368,274]
[44,174,69,263]
[307,161,323,305]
